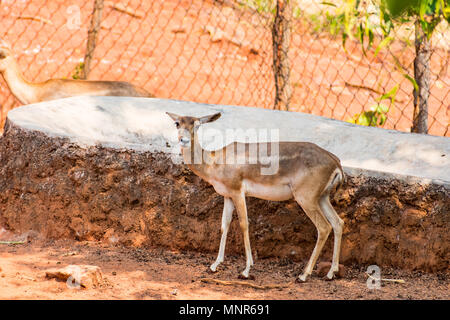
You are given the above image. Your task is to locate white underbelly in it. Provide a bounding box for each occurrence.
[243,179,292,201]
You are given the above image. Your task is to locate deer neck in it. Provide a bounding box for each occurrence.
[181,129,215,178]
[1,58,38,104]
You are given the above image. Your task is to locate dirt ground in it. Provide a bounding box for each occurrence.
[0,235,448,300]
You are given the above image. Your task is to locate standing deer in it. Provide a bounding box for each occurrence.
[166,111,345,282]
[0,40,153,104]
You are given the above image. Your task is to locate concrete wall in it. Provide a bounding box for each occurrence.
[0,96,448,271]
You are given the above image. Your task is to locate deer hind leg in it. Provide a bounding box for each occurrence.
[232,193,254,278]
[210,197,235,272]
[293,191,332,282]
[319,194,344,280]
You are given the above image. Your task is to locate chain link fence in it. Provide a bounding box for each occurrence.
[0,0,448,136]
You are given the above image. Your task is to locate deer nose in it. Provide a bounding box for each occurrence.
[180,137,190,146]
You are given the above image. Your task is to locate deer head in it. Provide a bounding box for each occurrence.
[166,112,221,148]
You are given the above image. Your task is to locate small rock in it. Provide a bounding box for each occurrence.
[45,265,103,289]
[61,251,78,257]
[316,262,346,278]
[19,274,36,282]
[171,289,178,296]
[401,208,427,226]
[103,228,119,244]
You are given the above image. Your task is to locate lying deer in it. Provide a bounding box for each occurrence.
[0,41,153,104]
[166,112,345,282]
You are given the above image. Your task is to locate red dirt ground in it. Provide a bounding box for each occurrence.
[0,231,448,300]
[0,0,448,135]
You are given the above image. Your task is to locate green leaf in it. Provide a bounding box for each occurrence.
[293,7,302,19]
[365,14,370,37]
[376,103,390,114]
[357,23,366,55]
[359,113,371,126]
[419,0,427,19]
[435,0,442,17]
[377,84,399,102]
[368,28,374,49]
[374,36,393,57]
[403,73,419,91]
[385,0,420,17]
[342,32,348,51]
[347,116,356,124]
[380,15,393,36]
[321,1,337,7]
[378,113,387,126]
[444,7,450,18]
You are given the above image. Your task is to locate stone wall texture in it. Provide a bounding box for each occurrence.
[0,120,449,272]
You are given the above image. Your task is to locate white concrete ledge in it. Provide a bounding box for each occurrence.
[7,96,450,185]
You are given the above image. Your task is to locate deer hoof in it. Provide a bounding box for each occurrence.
[238,274,255,280]
[297,274,308,282]
[326,271,335,280]
[208,266,218,274]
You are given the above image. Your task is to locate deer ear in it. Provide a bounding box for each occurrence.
[166,112,181,122]
[199,112,221,124]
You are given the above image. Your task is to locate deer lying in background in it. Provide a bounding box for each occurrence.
[166,112,345,282]
[0,41,153,104]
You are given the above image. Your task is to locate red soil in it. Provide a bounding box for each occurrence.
[0,236,448,300]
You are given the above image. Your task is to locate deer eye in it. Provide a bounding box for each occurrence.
[175,122,180,129]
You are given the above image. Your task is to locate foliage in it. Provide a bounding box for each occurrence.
[240,0,448,130]
[382,0,450,38]
[72,62,85,80]
[314,0,448,130]
[347,84,398,127]
[348,103,389,126]
[315,0,450,49]
[238,0,276,14]
[314,0,377,50]
[307,8,349,37]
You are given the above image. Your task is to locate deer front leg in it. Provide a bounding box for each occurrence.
[232,193,254,278]
[210,197,234,272]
